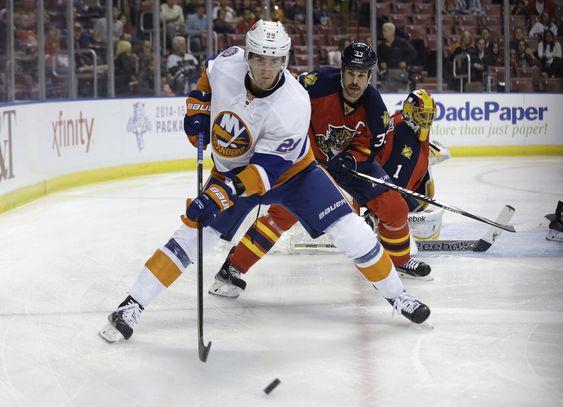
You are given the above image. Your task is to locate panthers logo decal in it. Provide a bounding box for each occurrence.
[316,124,357,159]
[302,73,318,87]
[401,145,413,159]
[212,111,252,157]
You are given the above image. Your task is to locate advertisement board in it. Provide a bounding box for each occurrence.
[1,94,562,210]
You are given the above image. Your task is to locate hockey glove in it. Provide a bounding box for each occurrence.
[184,90,211,149]
[182,180,236,228]
[327,153,357,184]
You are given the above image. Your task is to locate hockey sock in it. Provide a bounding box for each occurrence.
[231,214,286,273]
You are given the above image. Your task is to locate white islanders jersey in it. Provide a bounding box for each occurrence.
[205,46,313,193]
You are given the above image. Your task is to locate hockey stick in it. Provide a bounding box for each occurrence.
[197,132,211,362]
[415,205,515,252]
[291,205,511,253]
[349,169,551,233]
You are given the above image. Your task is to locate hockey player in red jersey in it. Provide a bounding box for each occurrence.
[209,43,435,300]
[99,22,431,343]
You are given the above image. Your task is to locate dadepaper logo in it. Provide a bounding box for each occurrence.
[0,110,16,183]
[52,111,94,157]
[434,101,548,124]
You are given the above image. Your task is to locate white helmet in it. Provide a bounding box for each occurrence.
[245,19,291,69]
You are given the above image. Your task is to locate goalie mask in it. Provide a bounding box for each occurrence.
[408,207,445,241]
[403,89,437,141]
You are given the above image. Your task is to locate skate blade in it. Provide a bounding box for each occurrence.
[208,281,243,298]
[420,319,434,330]
[99,322,125,343]
[398,271,435,281]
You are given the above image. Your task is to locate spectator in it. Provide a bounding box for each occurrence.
[456,0,484,15]
[180,0,195,16]
[137,40,155,95]
[511,0,529,16]
[378,22,417,71]
[166,36,199,95]
[480,27,495,52]
[515,38,540,68]
[469,38,489,83]
[528,0,557,19]
[271,2,285,23]
[161,0,185,48]
[487,42,504,66]
[237,9,256,33]
[285,0,306,23]
[443,0,458,15]
[214,8,235,36]
[213,0,237,24]
[313,0,331,26]
[185,3,207,53]
[448,30,475,91]
[537,30,562,77]
[236,0,253,17]
[114,39,138,95]
[327,38,346,67]
[529,12,558,38]
[94,6,123,46]
[510,26,527,51]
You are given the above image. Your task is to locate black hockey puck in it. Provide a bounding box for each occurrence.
[264,378,281,394]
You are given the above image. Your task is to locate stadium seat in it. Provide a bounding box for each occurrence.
[414,3,434,14]
[516,66,541,79]
[510,77,535,92]
[392,3,412,14]
[536,78,563,93]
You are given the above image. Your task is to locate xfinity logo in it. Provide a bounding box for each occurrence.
[52,111,94,157]
[0,110,16,183]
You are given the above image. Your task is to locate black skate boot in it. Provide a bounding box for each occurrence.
[99,296,144,343]
[209,248,247,298]
[396,258,433,280]
[387,291,431,324]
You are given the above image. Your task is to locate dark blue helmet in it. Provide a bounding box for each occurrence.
[341,41,378,72]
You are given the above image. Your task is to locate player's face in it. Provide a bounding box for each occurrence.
[248,54,284,91]
[342,67,370,103]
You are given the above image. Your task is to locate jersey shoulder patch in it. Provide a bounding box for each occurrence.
[299,67,341,98]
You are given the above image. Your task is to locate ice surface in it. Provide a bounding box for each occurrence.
[0,157,562,407]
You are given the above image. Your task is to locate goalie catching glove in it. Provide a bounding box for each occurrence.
[182,179,237,228]
[184,90,211,149]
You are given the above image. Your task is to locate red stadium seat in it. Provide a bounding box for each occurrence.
[536,78,563,93]
[510,77,536,92]
[392,3,413,14]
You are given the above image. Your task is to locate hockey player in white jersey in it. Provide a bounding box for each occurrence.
[99,20,431,343]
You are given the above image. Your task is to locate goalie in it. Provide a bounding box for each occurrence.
[209,44,440,299]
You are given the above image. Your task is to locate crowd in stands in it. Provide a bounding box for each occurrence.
[1,0,562,100]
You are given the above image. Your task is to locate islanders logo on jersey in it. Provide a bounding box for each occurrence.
[212,111,252,157]
[316,124,356,159]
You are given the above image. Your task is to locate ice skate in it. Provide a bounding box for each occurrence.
[396,258,433,280]
[209,248,247,298]
[388,291,431,324]
[99,296,143,343]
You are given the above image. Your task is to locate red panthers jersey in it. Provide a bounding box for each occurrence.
[376,112,430,191]
[299,68,389,169]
